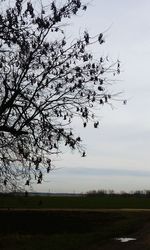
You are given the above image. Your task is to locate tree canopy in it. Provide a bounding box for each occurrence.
[0,0,121,191]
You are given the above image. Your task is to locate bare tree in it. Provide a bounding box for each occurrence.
[0,0,121,190]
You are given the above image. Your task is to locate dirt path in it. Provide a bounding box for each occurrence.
[1,208,150,212]
[100,224,150,250]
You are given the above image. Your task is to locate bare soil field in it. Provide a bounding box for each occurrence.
[0,209,150,250]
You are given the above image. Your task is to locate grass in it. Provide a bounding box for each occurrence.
[1,195,150,209]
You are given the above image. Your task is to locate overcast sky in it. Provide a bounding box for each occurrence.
[31,0,150,193]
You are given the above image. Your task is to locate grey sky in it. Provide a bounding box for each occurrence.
[31,0,150,193]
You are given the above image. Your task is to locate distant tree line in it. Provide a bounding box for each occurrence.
[1,189,150,198]
[86,189,150,198]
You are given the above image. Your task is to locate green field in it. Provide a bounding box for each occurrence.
[1,195,150,209]
[1,195,150,250]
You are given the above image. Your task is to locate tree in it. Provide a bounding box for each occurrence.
[0,0,121,191]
